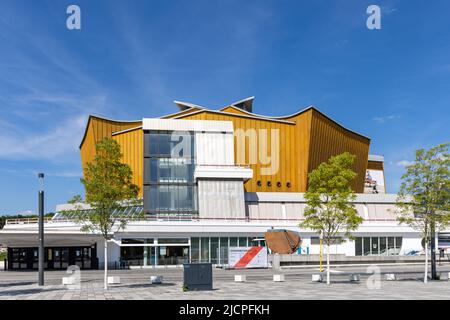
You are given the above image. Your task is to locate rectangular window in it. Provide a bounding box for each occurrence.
[122,238,154,244]
[143,130,197,215]
[311,237,342,245]
[238,237,248,247]
[220,237,228,265]
[158,238,189,244]
[355,237,363,256]
[380,237,387,255]
[201,238,209,262]
[190,238,199,262]
[371,237,379,255]
[210,238,219,264]
[387,237,395,254]
[363,237,370,256]
[395,237,402,254]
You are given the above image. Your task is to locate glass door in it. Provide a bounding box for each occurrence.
[53,248,61,269]
[61,248,69,269]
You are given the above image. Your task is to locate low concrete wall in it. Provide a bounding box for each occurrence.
[268,254,429,266]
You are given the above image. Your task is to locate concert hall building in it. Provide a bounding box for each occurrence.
[1,97,446,270]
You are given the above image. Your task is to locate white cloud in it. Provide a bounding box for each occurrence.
[47,171,82,178]
[0,113,87,160]
[373,115,400,123]
[396,160,414,167]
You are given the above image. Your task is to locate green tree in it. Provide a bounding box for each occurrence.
[67,194,83,204]
[300,152,363,285]
[77,138,139,290]
[396,142,450,283]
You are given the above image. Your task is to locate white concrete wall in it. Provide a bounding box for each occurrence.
[96,239,121,268]
[198,180,246,219]
[195,132,234,165]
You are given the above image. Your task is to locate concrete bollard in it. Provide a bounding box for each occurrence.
[273,274,285,282]
[437,272,450,281]
[312,274,323,282]
[349,274,360,282]
[234,275,246,282]
[150,275,163,284]
[385,273,396,281]
[272,254,281,270]
[62,277,76,285]
[107,276,121,284]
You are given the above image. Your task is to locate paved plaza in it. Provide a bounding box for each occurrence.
[0,264,449,300]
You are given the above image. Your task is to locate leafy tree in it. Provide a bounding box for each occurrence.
[301,152,363,285]
[67,194,83,204]
[396,142,450,283]
[77,138,139,290]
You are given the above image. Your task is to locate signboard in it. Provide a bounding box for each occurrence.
[228,246,268,269]
[365,170,385,193]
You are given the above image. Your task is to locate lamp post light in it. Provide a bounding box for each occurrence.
[38,173,45,286]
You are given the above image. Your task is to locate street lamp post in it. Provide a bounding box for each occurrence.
[38,173,45,286]
[319,230,323,273]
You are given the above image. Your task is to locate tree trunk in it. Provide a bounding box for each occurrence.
[104,239,108,290]
[326,244,330,285]
[424,239,428,284]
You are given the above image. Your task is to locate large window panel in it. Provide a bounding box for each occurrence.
[210,238,219,264]
[355,237,362,256]
[380,237,387,255]
[220,237,228,265]
[363,237,370,256]
[191,238,200,262]
[158,185,170,211]
[143,130,197,215]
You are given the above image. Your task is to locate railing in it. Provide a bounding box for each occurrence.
[5,215,398,225]
[5,218,53,225]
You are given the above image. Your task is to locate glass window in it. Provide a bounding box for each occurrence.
[143,130,197,215]
[158,185,170,211]
[355,237,362,256]
[158,238,189,244]
[122,238,154,244]
[380,237,387,255]
[191,238,200,262]
[387,237,395,255]
[229,237,238,247]
[395,237,402,254]
[238,237,248,247]
[220,237,228,265]
[371,237,379,255]
[201,238,209,262]
[363,237,370,256]
[210,238,219,264]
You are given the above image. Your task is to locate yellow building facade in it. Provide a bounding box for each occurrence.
[80,99,374,197]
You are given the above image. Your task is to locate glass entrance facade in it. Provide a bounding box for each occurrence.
[119,236,265,267]
[119,237,190,267]
[143,130,198,216]
[7,246,97,270]
[190,237,266,265]
[354,237,402,256]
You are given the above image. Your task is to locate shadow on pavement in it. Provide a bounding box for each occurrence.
[0,281,37,288]
[0,287,60,297]
[115,282,177,289]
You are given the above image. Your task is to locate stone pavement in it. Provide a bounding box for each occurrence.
[0,265,449,300]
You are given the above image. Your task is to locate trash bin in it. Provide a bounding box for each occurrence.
[183,263,213,291]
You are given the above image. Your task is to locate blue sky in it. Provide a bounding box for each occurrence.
[0,0,449,214]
